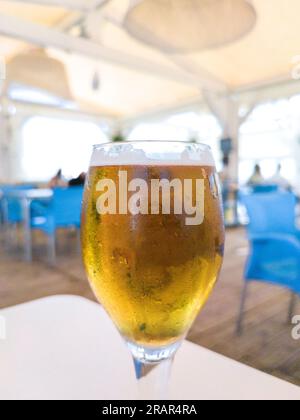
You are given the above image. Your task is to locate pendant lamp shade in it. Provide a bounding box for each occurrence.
[5,49,73,101]
[124,0,257,53]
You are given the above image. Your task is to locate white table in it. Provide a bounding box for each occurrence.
[0,295,299,400]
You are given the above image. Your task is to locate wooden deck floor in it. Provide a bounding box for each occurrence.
[0,227,300,387]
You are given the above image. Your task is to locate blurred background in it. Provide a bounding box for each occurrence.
[0,0,300,387]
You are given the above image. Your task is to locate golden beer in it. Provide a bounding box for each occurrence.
[82,163,224,348]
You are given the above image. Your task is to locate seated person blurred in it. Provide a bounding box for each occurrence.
[247,164,265,186]
[268,164,291,191]
[48,169,68,188]
[68,172,86,187]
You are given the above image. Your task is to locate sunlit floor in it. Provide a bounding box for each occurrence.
[0,227,299,387]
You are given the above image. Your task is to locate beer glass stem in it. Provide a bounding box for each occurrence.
[133,357,174,400]
[127,341,181,400]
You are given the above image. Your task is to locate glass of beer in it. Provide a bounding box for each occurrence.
[81,141,224,398]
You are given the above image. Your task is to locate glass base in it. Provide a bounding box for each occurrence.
[126,341,182,399]
[126,340,181,365]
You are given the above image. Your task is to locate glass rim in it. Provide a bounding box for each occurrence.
[93,140,212,151]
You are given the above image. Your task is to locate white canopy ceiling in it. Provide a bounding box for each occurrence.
[0,0,299,119]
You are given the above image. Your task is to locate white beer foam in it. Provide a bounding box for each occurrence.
[91,143,215,167]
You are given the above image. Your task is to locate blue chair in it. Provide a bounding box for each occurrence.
[0,185,35,225]
[0,185,35,251]
[251,184,279,194]
[30,187,83,264]
[0,187,7,225]
[237,191,300,334]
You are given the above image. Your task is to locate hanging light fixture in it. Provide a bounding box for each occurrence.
[5,49,73,101]
[124,0,257,53]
